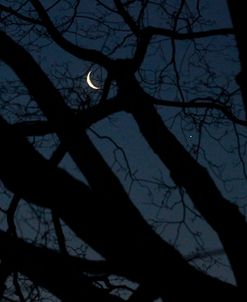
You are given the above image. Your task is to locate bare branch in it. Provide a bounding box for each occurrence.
[0,230,124,302]
[0,3,41,25]
[149,96,247,126]
[114,0,140,35]
[30,0,112,69]
[144,26,234,40]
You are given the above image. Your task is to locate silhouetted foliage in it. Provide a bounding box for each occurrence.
[0,1,246,301]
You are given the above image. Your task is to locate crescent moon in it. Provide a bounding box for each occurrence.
[86,71,100,90]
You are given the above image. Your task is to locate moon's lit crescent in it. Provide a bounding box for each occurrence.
[86,71,100,90]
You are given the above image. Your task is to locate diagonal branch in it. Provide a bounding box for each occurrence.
[29,0,112,69]
[0,230,124,302]
[13,96,123,136]
[127,84,247,289]
[0,4,41,24]
[113,0,140,35]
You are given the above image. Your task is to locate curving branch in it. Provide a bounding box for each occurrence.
[29,0,112,69]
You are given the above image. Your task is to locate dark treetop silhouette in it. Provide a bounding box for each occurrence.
[0,1,246,301]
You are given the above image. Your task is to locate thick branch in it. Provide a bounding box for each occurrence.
[0,230,124,302]
[128,85,247,289]
[13,120,52,136]
[113,0,140,35]
[144,26,234,40]
[29,0,112,69]
[133,26,234,71]
[13,98,123,136]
